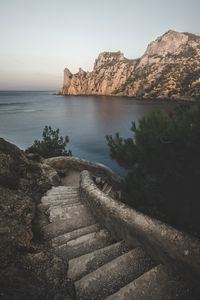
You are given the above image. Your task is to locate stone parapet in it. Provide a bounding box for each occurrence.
[80,170,200,279]
[44,156,122,189]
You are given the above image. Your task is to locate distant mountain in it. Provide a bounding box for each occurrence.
[61,30,200,99]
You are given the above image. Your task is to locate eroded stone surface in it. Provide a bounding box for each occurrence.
[68,241,130,281]
[105,264,199,300]
[75,247,155,300]
[55,229,114,260]
[52,224,100,247]
[47,204,86,222]
[41,205,96,239]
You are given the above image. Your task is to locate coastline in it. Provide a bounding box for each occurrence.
[56,91,197,102]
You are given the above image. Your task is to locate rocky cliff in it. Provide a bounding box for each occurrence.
[0,138,72,300]
[61,30,200,99]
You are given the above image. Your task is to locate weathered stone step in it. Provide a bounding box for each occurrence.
[41,197,81,206]
[46,193,80,199]
[38,199,81,211]
[40,205,96,239]
[47,186,80,194]
[36,202,83,231]
[48,186,79,190]
[75,247,156,300]
[104,264,198,300]
[46,191,80,198]
[54,229,114,260]
[49,186,79,190]
[42,194,80,203]
[68,241,130,281]
[45,188,80,194]
[51,224,101,247]
[47,204,86,223]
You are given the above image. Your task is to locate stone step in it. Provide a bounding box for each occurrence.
[43,196,81,204]
[52,224,101,247]
[68,241,130,281]
[105,264,198,300]
[75,247,156,300]
[46,192,79,198]
[46,193,80,199]
[40,205,96,239]
[45,188,80,194]
[47,204,86,223]
[42,194,80,202]
[47,187,80,194]
[54,229,114,260]
[38,199,81,212]
[49,185,79,191]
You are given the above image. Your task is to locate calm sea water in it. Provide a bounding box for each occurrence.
[0,91,175,175]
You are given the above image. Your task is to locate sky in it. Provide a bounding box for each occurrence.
[0,0,199,91]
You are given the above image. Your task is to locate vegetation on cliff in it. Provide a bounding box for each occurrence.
[106,103,200,236]
[26,126,72,158]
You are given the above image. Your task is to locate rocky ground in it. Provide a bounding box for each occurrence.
[0,138,74,300]
[61,30,200,99]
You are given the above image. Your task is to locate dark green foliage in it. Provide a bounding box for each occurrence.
[106,104,200,236]
[26,126,72,158]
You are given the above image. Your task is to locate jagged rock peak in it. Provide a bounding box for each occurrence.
[78,67,86,75]
[94,51,126,69]
[138,30,200,69]
[139,30,189,65]
[64,67,72,78]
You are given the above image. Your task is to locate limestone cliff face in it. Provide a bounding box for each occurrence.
[62,51,136,96]
[61,31,200,99]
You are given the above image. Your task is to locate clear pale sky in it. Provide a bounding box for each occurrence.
[0,0,199,90]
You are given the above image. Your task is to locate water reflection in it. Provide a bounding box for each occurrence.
[61,96,175,174]
[0,92,176,175]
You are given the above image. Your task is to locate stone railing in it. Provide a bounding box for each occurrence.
[80,170,200,279]
[44,156,122,189]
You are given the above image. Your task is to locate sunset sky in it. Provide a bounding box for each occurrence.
[0,0,199,90]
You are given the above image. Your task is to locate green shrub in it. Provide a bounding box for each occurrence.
[26,126,72,158]
[106,104,200,236]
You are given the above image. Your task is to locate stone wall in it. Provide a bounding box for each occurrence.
[80,170,200,279]
[44,156,122,189]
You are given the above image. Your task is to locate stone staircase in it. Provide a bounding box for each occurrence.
[36,182,197,300]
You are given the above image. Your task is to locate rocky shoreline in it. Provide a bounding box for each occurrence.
[57,91,197,102]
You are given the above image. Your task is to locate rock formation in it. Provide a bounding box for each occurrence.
[61,30,200,99]
[0,138,73,300]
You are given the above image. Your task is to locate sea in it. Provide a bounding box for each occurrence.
[0,91,175,175]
